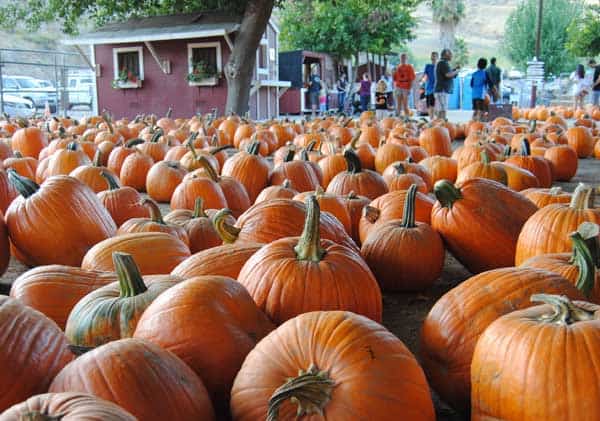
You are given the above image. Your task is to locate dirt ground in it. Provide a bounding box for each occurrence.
[1,145,598,420]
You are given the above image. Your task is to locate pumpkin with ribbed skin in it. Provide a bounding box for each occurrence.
[164,198,222,253]
[505,140,552,187]
[0,169,18,213]
[170,173,228,211]
[544,144,578,181]
[0,296,74,412]
[490,161,540,191]
[238,196,382,325]
[361,185,444,291]
[420,155,457,184]
[456,151,507,186]
[270,149,321,192]
[222,141,270,202]
[49,338,215,421]
[10,266,117,330]
[134,276,274,416]
[515,183,600,265]
[419,126,452,157]
[431,178,537,273]
[374,141,411,173]
[96,171,149,227]
[119,150,154,192]
[42,143,91,181]
[145,160,187,202]
[254,179,298,203]
[294,188,352,235]
[6,172,117,267]
[382,160,433,191]
[358,189,434,244]
[340,191,370,245]
[106,139,144,175]
[66,253,180,347]
[0,392,136,421]
[326,149,388,200]
[231,311,435,421]
[4,152,37,180]
[82,232,190,275]
[137,130,168,162]
[11,126,47,158]
[318,152,347,188]
[521,186,571,207]
[471,294,600,420]
[420,267,584,413]
[566,126,594,158]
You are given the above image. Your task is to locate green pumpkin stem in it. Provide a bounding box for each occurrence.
[434,180,462,208]
[284,148,295,162]
[519,139,531,156]
[267,364,335,421]
[113,252,148,298]
[7,169,39,198]
[480,150,491,165]
[196,156,219,182]
[13,151,22,158]
[212,208,241,244]
[125,138,145,148]
[400,184,418,229]
[300,148,310,162]
[570,183,593,210]
[393,162,406,174]
[193,197,207,218]
[150,128,164,143]
[343,149,362,174]
[141,198,165,225]
[571,229,597,298]
[210,145,233,155]
[530,293,595,325]
[92,149,102,167]
[294,195,326,262]
[247,141,261,156]
[100,170,121,190]
[66,142,78,151]
[187,139,199,159]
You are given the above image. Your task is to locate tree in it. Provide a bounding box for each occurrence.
[0,0,277,116]
[566,5,600,58]
[429,0,465,50]
[503,0,583,76]
[452,37,469,68]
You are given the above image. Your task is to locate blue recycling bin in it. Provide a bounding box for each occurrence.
[462,75,473,110]
[448,78,461,109]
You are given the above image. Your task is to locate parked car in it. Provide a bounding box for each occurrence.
[2,76,57,112]
[34,79,55,89]
[1,94,35,118]
[66,74,94,109]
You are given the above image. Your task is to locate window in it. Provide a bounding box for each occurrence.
[69,79,77,88]
[257,40,268,74]
[112,46,144,88]
[3,78,17,90]
[187,42,222,86]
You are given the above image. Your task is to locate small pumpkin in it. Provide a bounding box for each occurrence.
[566,126,594,158]
[164,197,222,253]
[456,150,507,186]
[270,149,321,192]
[326,149,388,200]
[145,160,187,203]
[420,156,457,184]
[521,186,571,207]
[255,179,299,203]
[119,150,154,192]
[96,170,149,227]
[69,150,116,193]
[543,144,578,181]
[43,142,91,180]
[170,172,228,211]
[505,139,552,187]
[3,151,37,180]
[221,141,270,202]
[11,126,48,159]
[419,126,452,157]
[106,139,144,175]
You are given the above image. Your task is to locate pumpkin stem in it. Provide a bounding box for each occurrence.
[187,139,199,159]
[150,128,164,143]
[343,149,362,174]
[530,294,595,325]
[480,150,491,165]
[549,186,562,195]
[294,195,326,262]
[267,364,335,421]
[570,183,594,210]
[212,208,240,244]
[362,205,380,223]
[570,224,598,298]
[283,148,295,162]
[13,151,22,158]
[210,145,233,155]
[519,139,531,156]
[400,184,418,229]
[67,142,78,151]
[7,169,39,198]
[196,156,219,182]
[92,149,102,167]
[393,162,406,175]
[193,197,207,218]
[247,141,261,155]
[113,252,148,298]
[434,180,462,209]
[100,170,121,190]
[141,198,165,225]
[282,179,292,189]
[125,138,145,148]
[300,148,311,162]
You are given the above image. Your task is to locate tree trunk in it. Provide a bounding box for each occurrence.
[224,0,275,116]
[439,21,456,50]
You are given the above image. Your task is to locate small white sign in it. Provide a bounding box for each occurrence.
[269,48,275,61]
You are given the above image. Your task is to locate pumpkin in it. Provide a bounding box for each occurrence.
[0,392,136,421]
[49,338,215,421]
[420,267,584,413]
[521,186,571,207]
[361,185,444,291]
[42,142,91,180]
[106,139,143,175]
[381,160,433,192]
[317,152,347,188]
[544,144,578,181]
[164,197,222,253]
[566,126,594,158]
[408,145,429,162]
[231,311,435,421]
[490,161,540,191]
[6,172,117,267]
[238,195,382,324]
[82,232,191,275]
[96,171,149,227]
[136,130,168,161]
[339,191,370,245]
[374,141,411,173]
[269,149,321,192]
[326,149,388,200]
[145,160,187,202]
[0,296,74,412]
[471,294,600,420]
[119,150,154,192]
[133,276,274,416]
[221,141,270,202]
[170,172,228,211]
[69,150,115,193]
[505,139,552,187]
[419,126,452,157]
[358,189,434,244]
[66,252,180,347]
[420,156,457,184]
[255,179,299,203]
[179,140,220,173]
[213,199,358,252]
[456,151,508,186]
[3,151,37,180]
[294,187,352,235]
[171,242,263,280]
[11,126,48,158]
[515,183,600,265]
[10,265,117,330]
[431,178,537,273]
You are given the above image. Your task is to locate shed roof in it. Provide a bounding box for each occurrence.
[63,12,242,45]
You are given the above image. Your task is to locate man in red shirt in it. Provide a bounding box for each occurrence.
[393,53,416,117]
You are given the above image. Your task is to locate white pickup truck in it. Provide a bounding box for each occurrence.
[66,75,95,110]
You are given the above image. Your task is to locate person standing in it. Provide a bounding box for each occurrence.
[382,71,394,110]
[319,80,328,115]
[571,64,590,110]
[393,53,416,117]
[486,57,502,103]
[307,68,322,118]
[471,58,491,121]
[421,51,438,120]
[336,74,348,113]
[359,73,372,112]
[434,49,460,120]
[375,80,388,120]
[590,59,600,106]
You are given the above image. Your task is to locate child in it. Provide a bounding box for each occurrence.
[319,81,328,114]
[470,58,491,121]
[375,80,388,119]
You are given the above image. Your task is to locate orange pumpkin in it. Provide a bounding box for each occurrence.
[456,151,507,186]
[505,140,552,188]
[96,171,149,227]
[419,126,452,157]
[420,155,458,184]
[164,198,222,253]
[11,126,48,158]
[567,126,594,158]
[221,142,270,203]
[326,149,388,200]
[521,186,572,207]
[119,150,154,192]
[543,144,578,181]
[254,179,299,203]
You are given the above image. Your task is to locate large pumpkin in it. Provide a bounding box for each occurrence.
[471,294,600,420]
[326,149,388,200]
[231,311,435,421]
[420,267,584,413]
[505,139,552,187]
[6,171,117,266]
[96,170,149,227]
[0,296,74,412]
[49,338,215,421]
[221,141,270,202]
[66,252,180,347]
[11,126,48,158]
[431,178,537,273]
[237,195,382,324]
[419,126,452,157]
[134,276,274,416]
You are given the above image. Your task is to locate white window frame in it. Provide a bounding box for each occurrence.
[187,41,222,87]
[257,38,269,75]
[112,46,144,89]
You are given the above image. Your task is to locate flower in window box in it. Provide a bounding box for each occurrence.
[187,61,219,83]
[112,68,140,89]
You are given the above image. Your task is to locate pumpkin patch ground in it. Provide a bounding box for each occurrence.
[1,111,600,420]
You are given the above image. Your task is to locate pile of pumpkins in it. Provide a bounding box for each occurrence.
[0,107,599,420]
